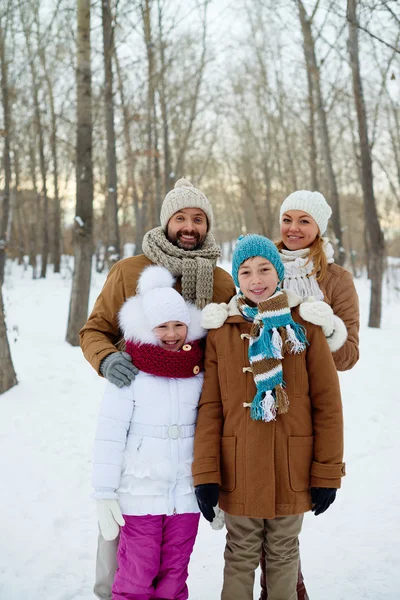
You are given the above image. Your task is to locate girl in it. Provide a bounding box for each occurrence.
[193,234,345,600]
[92,265,206,600]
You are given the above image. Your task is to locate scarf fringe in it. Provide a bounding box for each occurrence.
[285,323,308,354]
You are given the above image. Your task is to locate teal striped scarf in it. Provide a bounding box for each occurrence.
[237,290,308,422]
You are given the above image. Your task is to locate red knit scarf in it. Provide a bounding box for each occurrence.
[125,339,204,378]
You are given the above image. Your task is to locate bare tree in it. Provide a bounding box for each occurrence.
[66,0,93,346]
[296,0,346,264]
[0,8,17,392]
[347,0,385,327]
[102,0,120,266]
[20,3,50,278]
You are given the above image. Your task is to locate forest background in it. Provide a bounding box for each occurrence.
[0,0,399,392]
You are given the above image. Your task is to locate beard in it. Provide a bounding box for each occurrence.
[167,229,206,250]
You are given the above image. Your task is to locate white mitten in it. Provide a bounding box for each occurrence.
[299,297,334,337]
[97,499,125,541]
[201,303,229,330]
[210,505,225,530]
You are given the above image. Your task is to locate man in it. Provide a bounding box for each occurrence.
[80,177,235,600]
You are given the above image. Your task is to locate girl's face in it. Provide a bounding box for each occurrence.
[153,321,188,351]
[280,210,319,250]
[238,256,279,304]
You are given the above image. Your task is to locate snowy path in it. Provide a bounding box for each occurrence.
[0,262,399,599]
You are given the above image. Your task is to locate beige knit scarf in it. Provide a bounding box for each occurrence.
[142,226,221,308]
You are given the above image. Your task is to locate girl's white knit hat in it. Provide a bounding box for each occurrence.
[118,265,206,345]
[137,266,190,330]
[279,190,332,235]
[160,178,213,231]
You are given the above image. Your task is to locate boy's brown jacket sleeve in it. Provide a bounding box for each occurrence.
[79,263,127,375]
[305,319,346,488]
[192,330,223,486]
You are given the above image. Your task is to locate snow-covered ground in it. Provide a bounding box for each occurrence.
[0,259,399,600]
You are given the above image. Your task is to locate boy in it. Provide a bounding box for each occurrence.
[192,234,345,600]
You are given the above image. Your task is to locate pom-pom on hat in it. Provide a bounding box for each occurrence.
[279,190,332,235]
[160,177,214,231]
[232,234,285,287]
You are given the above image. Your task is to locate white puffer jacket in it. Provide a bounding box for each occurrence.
[92,265,206,516]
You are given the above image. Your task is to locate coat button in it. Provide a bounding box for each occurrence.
[182,344,192,351]
[168,425,180,439]
[193,365,200,374]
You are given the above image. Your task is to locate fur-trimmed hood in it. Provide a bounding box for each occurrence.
[118,265,206,346]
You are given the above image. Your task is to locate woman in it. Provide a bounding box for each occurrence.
[259,190,360,600]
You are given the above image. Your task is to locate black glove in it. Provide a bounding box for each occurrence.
[195,484,219,522]
[311,487,337,516]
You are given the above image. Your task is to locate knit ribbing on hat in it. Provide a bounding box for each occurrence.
[160,177,214,231]
[232,234,284,287]
[279,190,332,235]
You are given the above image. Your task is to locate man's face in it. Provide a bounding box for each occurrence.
[167,208,208,250]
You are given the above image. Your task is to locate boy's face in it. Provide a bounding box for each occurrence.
[153,321,188,351]
[238,256,279,304]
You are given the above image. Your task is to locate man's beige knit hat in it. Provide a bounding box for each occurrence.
[160,178,213,231]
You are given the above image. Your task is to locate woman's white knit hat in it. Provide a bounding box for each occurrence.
[160,178,213,231]
[279,190,332,235]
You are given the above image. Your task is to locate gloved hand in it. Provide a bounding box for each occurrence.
[311,487,337,516]
[195,483,219,522]
[100,351,139,388]
[97,499,125,540]
[201,303,229,330]
[299,297,334,337]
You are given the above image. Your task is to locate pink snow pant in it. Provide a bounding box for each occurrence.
[112,512,200,600]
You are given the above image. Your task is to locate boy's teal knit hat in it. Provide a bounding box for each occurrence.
[232,234,285,287]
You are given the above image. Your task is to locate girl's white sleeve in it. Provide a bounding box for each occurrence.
[92,380,135,499]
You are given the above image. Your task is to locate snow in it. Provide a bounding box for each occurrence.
[0,260,399,599]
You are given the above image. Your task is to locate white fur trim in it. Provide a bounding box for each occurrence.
[137,265,175,295]
[186,303,207,342]
[326,314,348,353]
[119,295,206,345]
[201,303,229,329]
[118,296,158,344]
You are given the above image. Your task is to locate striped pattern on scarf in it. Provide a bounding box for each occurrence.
[237,290,308,422]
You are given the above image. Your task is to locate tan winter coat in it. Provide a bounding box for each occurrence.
[192,309,345,519]
[79,254,236,374]
[317,263,359,371]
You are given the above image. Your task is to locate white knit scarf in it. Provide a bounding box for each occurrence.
[279,238,334,301]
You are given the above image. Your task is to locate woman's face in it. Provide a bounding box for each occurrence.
[238,256,279,304]
[280,210,319,250]
[153,321,188,351]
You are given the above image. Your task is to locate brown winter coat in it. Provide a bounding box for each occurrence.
[318,263,359,371]
[79,254,236,374]
[192,309,345,519]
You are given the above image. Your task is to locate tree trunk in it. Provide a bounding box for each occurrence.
[39,48,61,273]
[114,48,143,256]
[142,0,156,231]
[306,58,318,190]
[0,20,12,284]
[20,6,49,278]
[66,0,93,346]
[102,0,120,267]
[0,18,18,393]
[157,0,172,194]
[347,0,385,328]
[297,0,345,265]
